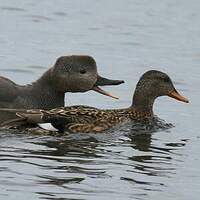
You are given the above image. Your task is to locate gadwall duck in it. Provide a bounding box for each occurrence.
[0,55,124,123]
[0,55,124,109]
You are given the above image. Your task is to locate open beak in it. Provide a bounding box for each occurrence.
[168,89,189,103]
[95,75,124,86]
[93,86,119,99]
[92,75,124,99]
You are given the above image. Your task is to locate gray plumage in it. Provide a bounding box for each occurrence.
[0,55,124,123]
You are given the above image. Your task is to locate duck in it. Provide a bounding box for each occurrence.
[0,70,189,133]
[0,55,124,123]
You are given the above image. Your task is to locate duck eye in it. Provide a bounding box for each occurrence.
[80,69,86,74]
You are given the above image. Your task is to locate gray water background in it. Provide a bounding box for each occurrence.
[0,0,199,199]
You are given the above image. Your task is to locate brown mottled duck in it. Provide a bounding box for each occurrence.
[0,70,189,133]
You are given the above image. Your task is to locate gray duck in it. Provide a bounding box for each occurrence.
[0,55,124,123]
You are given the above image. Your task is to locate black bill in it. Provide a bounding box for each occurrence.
[92,75,124,99]
[95,75,124,86]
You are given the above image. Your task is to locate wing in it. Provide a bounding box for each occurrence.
[0,105,110,126]
[0,106,119,133]
[49,105,112,124]
[59,106,128,133]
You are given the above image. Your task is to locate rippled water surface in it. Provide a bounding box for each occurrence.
[0,0,199,199]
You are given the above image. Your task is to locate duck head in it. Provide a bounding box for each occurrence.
[132,70,189,112]
[49,55,124,99]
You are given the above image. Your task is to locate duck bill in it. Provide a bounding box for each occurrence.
[95,75,124,86]
[168,90,189,103]
[92,75,124,99]
[93,86,119,99]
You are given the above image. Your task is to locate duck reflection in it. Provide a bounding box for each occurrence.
[31,134,101,158]
[6,117,187,198]
[125,119,186,179]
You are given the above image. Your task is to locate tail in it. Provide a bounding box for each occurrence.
[0,109,44,127]
[0,109,70,130]
[1,114,28,127]
[16,111,44,123]
[0,108,28,113]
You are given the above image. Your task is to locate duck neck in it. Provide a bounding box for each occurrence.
[131,87,155,117]
[35,68,54,87]
[28,68,65,109]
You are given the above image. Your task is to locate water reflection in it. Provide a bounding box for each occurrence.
[128,133,176,177]
[31,135,100,157]
[0,119,189,200]
[113,120,187,194]
[129,133,152,152]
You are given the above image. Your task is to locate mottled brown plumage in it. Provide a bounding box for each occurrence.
[0,70,189,133]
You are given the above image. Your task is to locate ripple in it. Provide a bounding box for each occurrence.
[0,122,191,200]
[53,12,68,17]
[0,68,34,74]
[24,14,52,22]
[121,177,165,187]
[0,6,26,12]
[26,65,46,70]
[37,175,84,185]
[120,41,142,47]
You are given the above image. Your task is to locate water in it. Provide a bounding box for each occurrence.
[0,0,199,199]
